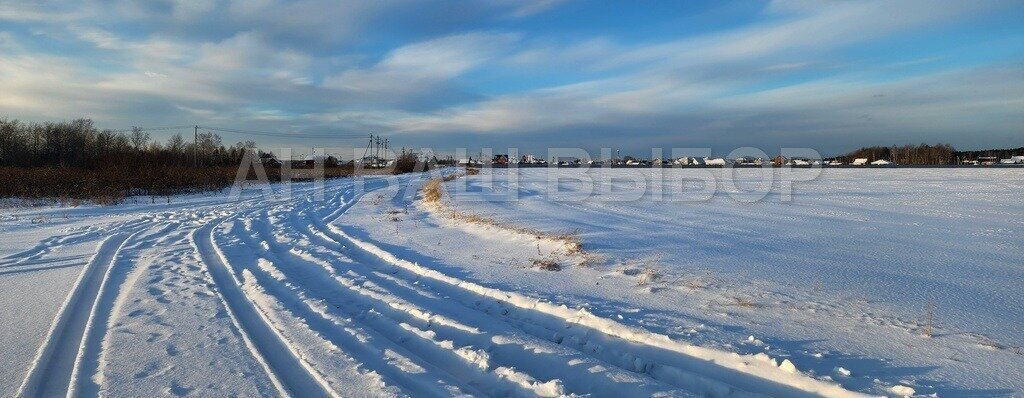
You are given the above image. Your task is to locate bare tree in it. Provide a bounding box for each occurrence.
[130,127,150,151]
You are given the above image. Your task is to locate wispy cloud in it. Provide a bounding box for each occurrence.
[0,0,1021,152]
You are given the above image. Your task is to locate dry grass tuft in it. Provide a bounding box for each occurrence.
[531,258,561,271]
[922,299,936,338]
[420,169,592,268]
[731,296,760,308]
[637,267,662,286]
[421,177,445,205]
[553,229,584,256]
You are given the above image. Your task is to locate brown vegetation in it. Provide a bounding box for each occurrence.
[0,118,431,203]
[418,168,591,267]
[531,258,561,271]
[730,296,760,309]
[0,166,239,203]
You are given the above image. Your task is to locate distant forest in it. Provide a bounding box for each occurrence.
[0,118,422,203]
[836,143,1023,165]
[0,118,252,168]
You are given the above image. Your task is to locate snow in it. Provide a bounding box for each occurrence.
[347,168,1023,396]
[0,168,1021,397]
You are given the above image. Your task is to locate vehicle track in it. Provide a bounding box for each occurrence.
[14,175,864,397]
[68,222,181,397]
[17,222,150,398]
[193,211,336,398]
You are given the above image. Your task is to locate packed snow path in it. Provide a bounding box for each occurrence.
[4,175,862,397]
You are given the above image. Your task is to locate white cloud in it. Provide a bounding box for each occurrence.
[323,32,520,94]
[0,0,1019,152]
[0,1,84,22]
[501,0,570,18]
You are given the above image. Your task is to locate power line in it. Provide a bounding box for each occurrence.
[105,124,377,140]
[198,125,371,139]
[105,125,194,133]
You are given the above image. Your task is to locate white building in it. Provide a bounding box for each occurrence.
[852,158,869,165]
[704,158,726,166]
[870,159,891,165]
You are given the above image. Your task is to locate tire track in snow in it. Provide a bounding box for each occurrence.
[16,223,149,398]
[0,219,150,269]
[192,215,335,398]
[258,207,681,397]
[68,222,181,397]
[246,209,565,396]
[294,178,865,397]
[218,214,476,397]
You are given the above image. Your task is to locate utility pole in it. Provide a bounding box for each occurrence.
[194,125,199,167]
[375,137,381,163]
[362,134,373,163]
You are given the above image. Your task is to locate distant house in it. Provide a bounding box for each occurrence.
[870,159,891,165]
[788,158,810,166]
[259,153,282,168]
[521,154,543,164]
[304,154,339,167]
[852,158,869,166]
[704,158,726,166]
[492,155,509,165]
[999,156,1024,164]
[735,156,763,166]
[673,157,692,166]
[772,156,786,167]
[826,159,843,166]
[978,156,998,165]
[556,157,581,166]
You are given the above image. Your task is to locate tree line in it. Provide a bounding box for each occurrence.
[953,147,1024,162]
[0,118,254,168]
[0,117,436,202]
[837,143,958,165]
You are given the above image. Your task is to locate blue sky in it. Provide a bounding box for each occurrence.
[1,0,1023,156]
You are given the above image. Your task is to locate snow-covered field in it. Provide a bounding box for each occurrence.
[0,168,1021,397]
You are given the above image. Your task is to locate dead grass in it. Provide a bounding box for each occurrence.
[923,299,936,338]
[531,258,561,271]
[731,296,760,308]
[419,169,592,268]
[637,267,662,286]
[621,254,664,287]
[553,229,584,256]
[421,177,445,205]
